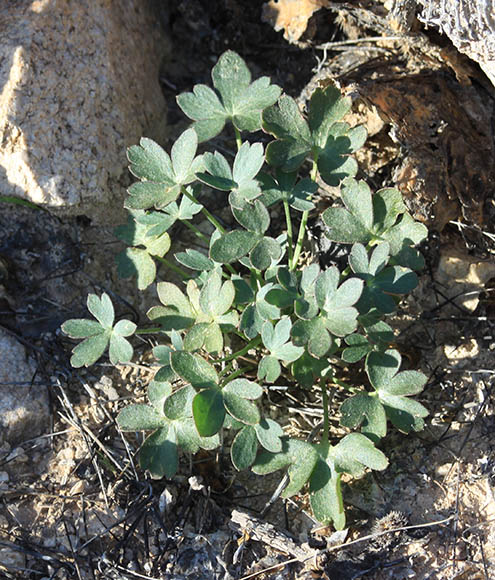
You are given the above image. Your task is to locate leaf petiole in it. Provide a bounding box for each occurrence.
[215,336,262,362]
[234,126,243,151]
[321,380,330,445]
[155,256,190,279]
[283,200,294,266]
[290,159,318,270]
[181,186,226,234]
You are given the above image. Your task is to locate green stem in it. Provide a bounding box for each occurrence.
[234,126,242,151]
[180,186,237,276]
[283,200,294,266]
[181,186,226,234]
[215,336,261,362]
[221,366,252,384]
[321,380,330,445]
[181,219,208,242]
[290,210,309,271]
[155,256,190,278]
[135,327,163,335]
[290,159,318,270]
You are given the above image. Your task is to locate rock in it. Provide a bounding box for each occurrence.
[0,0,168,224]
[435,246,495,312]
[0,329,49,445]
[418,0,495,87]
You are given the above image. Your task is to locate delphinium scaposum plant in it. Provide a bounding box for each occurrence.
[62,51,429,530]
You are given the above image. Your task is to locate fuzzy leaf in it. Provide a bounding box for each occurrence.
[291,350,330,388]
[175,249,215,271]
[125,182,181,210]
[108,333,134,365]
[232,199,270,234]
[366,350,428,433]
[176,418,220,453]
[117,404,166,431]
[263,94,312,170]
[199,271,235,317]
[250,237,282,271]
[61,319,103,339]
[340,393,387,441]
[127,138,174,183]
[164,385,195,420]
[170,351,218,388]
[223,379,263,400]
[177,51,281,142]
[309,456,345,530]
[255,418,283,453]
[258,355,281,383]
[231,425,258,470]
[171,128,200,183]
[264,87,364,184]
[87,293,114,329]
[184,322,223,353]
[259,170,317,212]
[140,426,178,479]
[70,333,109,368]
[331,433,389,476]
[210,230,258,263]
[223,391,260,425]
[291,318,332,358]
[148,381,172,413]
[253,438,318,498]
[116,248,157,290]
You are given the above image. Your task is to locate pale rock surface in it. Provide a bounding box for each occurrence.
[418,0,495,86]
[0,0,168,223]
[435,246,495,312]
[0,329,49,445]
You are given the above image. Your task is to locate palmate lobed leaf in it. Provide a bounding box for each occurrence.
[340,393,387,441]
[263,87,365,185]
[126,130,203,211]
[127,137,174,183]
[177,51,281,142]
[322,178,427,268]
[310,436,388,529]
[366,349,428,433]
[258,170,317,212]
[253,438,318,498]
[62,293,136,367]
